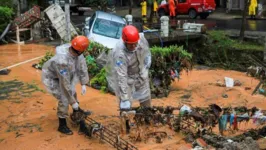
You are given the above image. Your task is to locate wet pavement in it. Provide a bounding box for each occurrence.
[193,19,266,31]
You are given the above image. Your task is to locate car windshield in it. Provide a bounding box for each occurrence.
[92,18,125,39]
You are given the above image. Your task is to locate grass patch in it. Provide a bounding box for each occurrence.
[26,81,46,93]
[208,30,264,51]
[232,41,264,51]
[0,80,45,101]
[6,123,43,133]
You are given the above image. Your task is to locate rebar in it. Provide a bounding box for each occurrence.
[85,117,138,150]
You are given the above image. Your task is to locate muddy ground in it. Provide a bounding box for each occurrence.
[0,44,265,150]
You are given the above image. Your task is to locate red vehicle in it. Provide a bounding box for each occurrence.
[157,0,216,19]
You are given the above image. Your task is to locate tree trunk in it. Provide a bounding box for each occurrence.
[129,0,133,14]
[239,0,249,41]
[264,36,266,63]
[150,3,153,21]
[17,0,21,17]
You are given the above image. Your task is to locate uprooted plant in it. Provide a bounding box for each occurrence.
[33,51,54,70]
[149,45,192,97]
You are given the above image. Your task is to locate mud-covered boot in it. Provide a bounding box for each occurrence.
[58,118,73,135]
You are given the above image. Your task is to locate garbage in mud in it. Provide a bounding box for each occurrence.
[68,104,266,149]
[234,80,242,86]
[32,51,54,70]
[224,77,234,88]
[0,69,11,75]
[259,88,265,95]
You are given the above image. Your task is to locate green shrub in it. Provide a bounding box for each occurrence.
[0,6,13,33]
[0,0,14,8]
[90,68,108,92]
[84,41,111,78]
[193,30,264,71]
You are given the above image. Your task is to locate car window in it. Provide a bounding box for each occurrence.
[92,18,125,39]
[178,0,186,3]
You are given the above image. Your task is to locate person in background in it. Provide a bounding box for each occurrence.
[169,0,176,19]
[153,0,158,16]
[141,0,147,24]
[249,0,258,19]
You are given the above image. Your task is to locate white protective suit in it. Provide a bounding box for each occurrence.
[106,33,151,103]
[42,44,89,118]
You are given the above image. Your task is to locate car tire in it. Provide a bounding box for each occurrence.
[158,8,166,17]
[188,9,197,19]
[78,11,84,16]
[200,14,209,19]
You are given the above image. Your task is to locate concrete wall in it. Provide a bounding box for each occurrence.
[227,0,245,11]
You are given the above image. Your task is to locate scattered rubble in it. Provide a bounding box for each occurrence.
[0,69,11,75]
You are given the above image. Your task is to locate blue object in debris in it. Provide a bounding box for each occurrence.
[259,88,265,94]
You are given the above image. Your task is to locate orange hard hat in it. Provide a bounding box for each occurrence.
[122,25,140,44]
[71,36,90,52]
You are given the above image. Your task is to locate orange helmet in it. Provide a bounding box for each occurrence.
[122,25,140,44]
[71,36,90,52]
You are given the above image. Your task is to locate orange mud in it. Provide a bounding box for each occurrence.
[0,44,54,68]
[0,44,265,150]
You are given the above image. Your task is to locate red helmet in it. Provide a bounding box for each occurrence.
[71,36,90,52]
[122,25,140,44]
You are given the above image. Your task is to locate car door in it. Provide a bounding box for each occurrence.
[177,0,189,14]
[84,13,96,37]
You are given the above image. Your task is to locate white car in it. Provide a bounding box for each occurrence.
[84,11,126,49]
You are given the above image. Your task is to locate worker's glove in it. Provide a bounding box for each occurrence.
[120,100,131,110]
[81,85,86,95]
[72,102,79,111]
[144,55,151,69]
[140,68,149,79]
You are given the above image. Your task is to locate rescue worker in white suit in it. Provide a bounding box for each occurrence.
[106,25,152,110]
[42,36,90,135]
